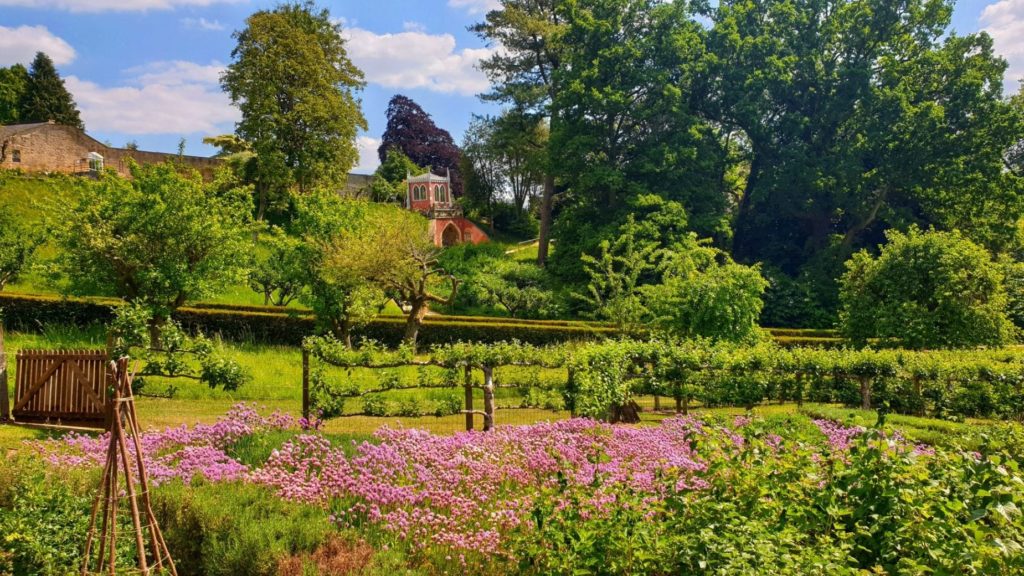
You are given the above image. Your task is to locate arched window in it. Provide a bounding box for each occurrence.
[434,184,448,204]
[412,184,426,201]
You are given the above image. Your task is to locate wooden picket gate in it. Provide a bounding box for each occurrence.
[11,349,110,427]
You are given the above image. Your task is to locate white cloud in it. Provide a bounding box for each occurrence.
[447,0,500,15]
[0,0,244,12]
[982,0,1024,85]
[343,27,492,96]
[0,25,76,66]
[181,17,225,31]
[403,21,426,32]
[354,135,381,173]
[66,60,237,135]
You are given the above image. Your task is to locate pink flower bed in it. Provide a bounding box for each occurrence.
[32,404,893,557]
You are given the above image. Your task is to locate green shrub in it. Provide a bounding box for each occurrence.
[152,480,332,576]
[362,394,387,417]
[840,228,1015,349]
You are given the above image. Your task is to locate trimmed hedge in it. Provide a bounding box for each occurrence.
[0,292,614,347]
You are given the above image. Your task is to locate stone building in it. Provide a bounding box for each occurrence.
[406,169,488,246]
[0,121,222,180]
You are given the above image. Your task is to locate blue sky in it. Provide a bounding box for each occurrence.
[0,0,1020,173]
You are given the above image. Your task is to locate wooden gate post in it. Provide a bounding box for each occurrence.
[482,365,495,432]
[302,348,310,421]
[464,366,474,431]
[0,322,8,423]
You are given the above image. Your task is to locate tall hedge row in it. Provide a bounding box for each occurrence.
[0,293,614,347]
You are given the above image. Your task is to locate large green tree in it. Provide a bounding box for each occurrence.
[473,0,568,266]
[701,0,1024,321]
[17,52,82,128]
[547,0,730,282]
[0,64,29,125]
[222,1,366,220]
[51,162,254,343]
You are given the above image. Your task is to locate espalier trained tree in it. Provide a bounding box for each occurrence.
[840,227,1015,349]
[50,162,254,345]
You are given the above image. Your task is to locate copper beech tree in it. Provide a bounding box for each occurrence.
[327,206,459,351]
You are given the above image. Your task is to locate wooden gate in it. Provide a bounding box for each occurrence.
[12,350,110,426]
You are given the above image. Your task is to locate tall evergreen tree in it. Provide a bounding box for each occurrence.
[0,64,29,125]
[18,52,82,129]
[377,95,463,196]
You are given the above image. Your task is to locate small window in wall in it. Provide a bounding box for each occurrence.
[87,151,104,173]
[464,230,472,242]
[11,150,20,163]
[434,184,449,203]
[412,184,427,201]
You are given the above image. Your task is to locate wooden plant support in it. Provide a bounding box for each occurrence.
[81,357,177,576]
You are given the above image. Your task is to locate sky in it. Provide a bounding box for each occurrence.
[0,0,1020,174]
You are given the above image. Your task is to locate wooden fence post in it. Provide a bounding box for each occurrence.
[302,348,310,421]
[482,365,495,432]
[464,365,474,431]
[0,322,8,423]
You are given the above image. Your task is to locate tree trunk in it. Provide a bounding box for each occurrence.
[731,153,762,261]
[860,376,871,410]
[537,173,555,267]
[482,365,495,431]
[147,317,164,350]
[403,300,428,352]
[464,366,474,431]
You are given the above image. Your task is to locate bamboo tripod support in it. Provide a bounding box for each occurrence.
[81,357,177,576]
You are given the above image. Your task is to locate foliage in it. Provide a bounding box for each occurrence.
[153,480,333,576]
[378,95,463,196]
[577,196,766,341]
[704,0,1024,319]
[0,203,43,291]
[460,112,547,230]
[248,226,306,307]
[549,0,730,278]
[49,162,255,331]
[326,205,459,350]
[222,1,367,218]
[475,259,555,319]
[109,303,248,391]
[0,63,29,125]
[16,52,82,129]
[292,193,389,347]
[840,227,1015,349]
[368,148,425,203]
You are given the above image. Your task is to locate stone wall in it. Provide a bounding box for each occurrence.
[0,123,222,181]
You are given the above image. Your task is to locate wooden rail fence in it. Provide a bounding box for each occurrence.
[11,349,110,426]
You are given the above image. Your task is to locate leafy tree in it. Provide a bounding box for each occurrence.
[50,162,254,344]
[0,64,29,125]
[462,112,547,212]
[578,196,766,342]
[475,259,554,318]
[328,206,459,350]
[377,95,463,196]
[291,192,387,347]
[702,0,1024,322]
[222,1,367,220]
[17,52,82,128]
[0,204,43,291]
[368,148,425,203]
[547,0,729,282]
[840,228,1015,349]
[473,0,569,265]
[248,226,305,306]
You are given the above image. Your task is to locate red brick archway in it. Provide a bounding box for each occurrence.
[441,223,460,247]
